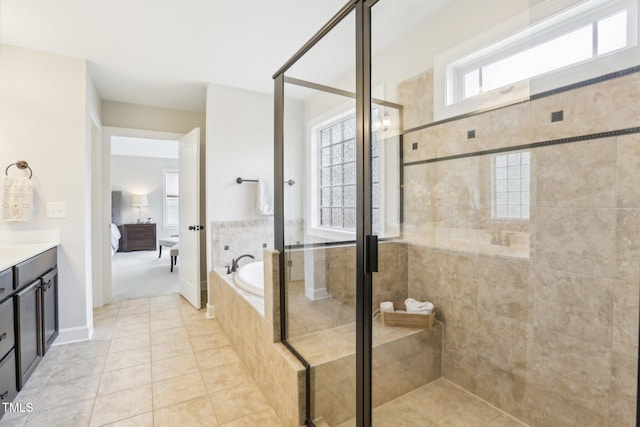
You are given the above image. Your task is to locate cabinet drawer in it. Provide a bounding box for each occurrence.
[0,269,12,299]
[0,299,14,359]
[127,225,153,233]
[0,349,17,418]
[14,248,57,290]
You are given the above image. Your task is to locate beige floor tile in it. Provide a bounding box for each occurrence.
[153,395,218,427]
[150,338,193,361]
[47,354,106,384]
[112,322,151,339]
[118,298,150,309]
[98,363,152,395]
[116,313,150,327]
[35,374,101,411]
[90,384,153,426]
[185,321,221,338]
[208,382,272,424]
[103,412,154,427]
[104,347,151,372]
[200,361,253,394]
[195,347,241,370]
[152,372,208,409]
[216,408,283,427]
[119,305,151,317]
[22,398,94,427]
[150,317,184,332]
[151,353,200,382]
[92,325,115,341]
[60,341,110,362]
[189,331,231,353]
[109,332,151,353]
[150,327,188,346]
[149,308,182,321]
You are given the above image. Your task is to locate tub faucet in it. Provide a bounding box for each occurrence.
[231,254,255,272]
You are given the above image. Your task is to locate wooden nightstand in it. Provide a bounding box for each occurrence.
[118,223,157,252]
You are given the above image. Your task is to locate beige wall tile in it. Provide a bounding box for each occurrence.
[612,280,640,357]
[616,208,640,284]
[533,268,613,347]
[536,138,617,208]
[530,327,611,413]
[475,359,527,421]
[617,133,640,207]
[536,207,615,277]
[397,69,434,131]
[476,315,530,375]
[477,256,530,322]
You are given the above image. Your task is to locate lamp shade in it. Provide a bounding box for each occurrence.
[131,195,148,207]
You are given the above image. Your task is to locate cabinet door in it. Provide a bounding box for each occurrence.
[0,350,17,419]
[15,280,41,390]
[41,268,58,354]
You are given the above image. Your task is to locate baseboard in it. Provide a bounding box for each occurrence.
[206,302,216,319]
[305,286,331,301]
[54,325,92,345]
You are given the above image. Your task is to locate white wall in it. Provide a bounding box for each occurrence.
[0,45,95,343]
[111,155,179,240]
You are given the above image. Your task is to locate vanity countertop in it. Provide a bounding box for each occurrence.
[0,242,59,272]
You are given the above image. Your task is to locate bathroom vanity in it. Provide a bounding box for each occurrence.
[0,244,58,419]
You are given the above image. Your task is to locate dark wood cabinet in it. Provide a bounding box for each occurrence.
[15,280,41,390]
[40,268,58,354]
[118,223,157,252]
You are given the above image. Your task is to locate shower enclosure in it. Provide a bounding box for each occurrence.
[274,0,640,426]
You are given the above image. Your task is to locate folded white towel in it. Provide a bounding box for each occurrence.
[3,176,34,222]
[380,301,394,313]
[405,298,434,314]
[256,176,274,216]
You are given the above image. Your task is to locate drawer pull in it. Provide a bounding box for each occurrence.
[0,390,8,400]
[0,332,6,341]
[0,287,4,293]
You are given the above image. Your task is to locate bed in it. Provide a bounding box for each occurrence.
[111,190,123,255]
[110,223,121,256]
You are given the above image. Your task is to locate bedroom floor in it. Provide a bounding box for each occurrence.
[111,250,179,301]
[0,294,282,426]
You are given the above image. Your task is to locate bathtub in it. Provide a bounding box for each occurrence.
[233,260,264,297]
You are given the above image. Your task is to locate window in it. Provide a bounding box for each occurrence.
[493,152,530,220]
[314,109,381,235]
[435,0,639,120]
[164,169,179,227]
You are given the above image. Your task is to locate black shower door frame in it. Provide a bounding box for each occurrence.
[273,0,378,426]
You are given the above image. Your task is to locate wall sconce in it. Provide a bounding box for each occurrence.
[131,194,148,223]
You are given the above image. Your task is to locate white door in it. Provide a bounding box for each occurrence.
[179,128,201,309]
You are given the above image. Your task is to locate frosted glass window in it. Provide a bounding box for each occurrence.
[494,152,530,219]
[317,110,380,231]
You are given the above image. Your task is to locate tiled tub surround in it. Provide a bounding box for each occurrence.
[210,250,306,427]
[400,68,640,426]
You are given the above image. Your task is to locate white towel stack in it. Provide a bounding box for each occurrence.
[256,176,274,216]
[2,176,34,222]
[380,301,394,312]
[404,298,434,315]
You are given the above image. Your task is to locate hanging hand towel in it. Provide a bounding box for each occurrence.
[256,176,274,216]
[3,176,34,222]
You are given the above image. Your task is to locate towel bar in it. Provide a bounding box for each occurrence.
[5,161,33,179]
[236,177,295,186]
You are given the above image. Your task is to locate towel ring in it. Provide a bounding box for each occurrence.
[5,161,33,179]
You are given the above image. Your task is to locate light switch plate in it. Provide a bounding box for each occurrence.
[46,202,67,218]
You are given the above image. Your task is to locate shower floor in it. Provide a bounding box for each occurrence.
[332,377,528,427]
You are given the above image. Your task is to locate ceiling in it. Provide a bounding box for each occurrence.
[0,0,451,112]
[0,0,347,112]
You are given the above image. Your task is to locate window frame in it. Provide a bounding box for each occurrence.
[163,168,179,229]
[434,0,639,121]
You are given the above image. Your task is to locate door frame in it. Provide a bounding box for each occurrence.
[99,126,186,306]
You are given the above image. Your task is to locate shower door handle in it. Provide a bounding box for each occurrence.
[365,235,379,273]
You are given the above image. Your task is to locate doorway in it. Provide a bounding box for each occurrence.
[100,127,203,308]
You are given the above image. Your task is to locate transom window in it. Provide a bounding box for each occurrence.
[493,152,530,220]
[435,0,639,120]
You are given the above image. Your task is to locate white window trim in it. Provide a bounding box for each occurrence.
[163,168,179,229]
[434,0,639,121]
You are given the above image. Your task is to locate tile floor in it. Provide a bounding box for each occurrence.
[0,294,283,427]
[0,293,529,427]
[334,378,528,427]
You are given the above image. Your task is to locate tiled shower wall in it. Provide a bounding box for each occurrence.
[401,70,640,426]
